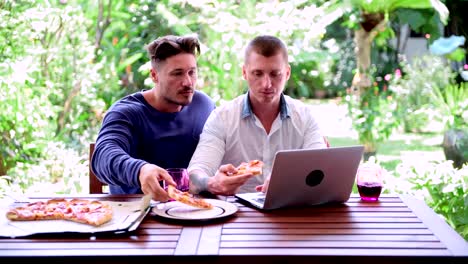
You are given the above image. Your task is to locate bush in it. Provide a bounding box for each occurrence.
[3,142,89,196]
[386,159,468,240]
[389,55,456,133]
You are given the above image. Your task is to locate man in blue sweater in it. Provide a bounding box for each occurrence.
[91,35,215,201]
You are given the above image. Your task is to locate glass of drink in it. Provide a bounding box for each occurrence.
[165,168,190,192]
[356,163,383,202]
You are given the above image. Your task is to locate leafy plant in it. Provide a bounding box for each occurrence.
[430,82,468,130]
[345,78,399,156]
[6,141,88,195]
[322,0,448,95]
[389,55,456,132]
[388,160,468,240]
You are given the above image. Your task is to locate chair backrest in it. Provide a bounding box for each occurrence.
[89,143,107,194]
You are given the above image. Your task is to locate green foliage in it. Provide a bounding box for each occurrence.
[0,1,56,174]
[388,160,468,240]
[348,0,448,23]
[0,1,116,175]
[166,0,336,102]
[389,55,456,132]
[330,0,447,46]
[345,82,399,152]
[430,82,468,130]
[446,47,466,62]
[288,51,336,98]
[57,1,339,105]
[328,37,356,96]
[0,0,37,61]
[5,142,88,195]
[395,8,443,42]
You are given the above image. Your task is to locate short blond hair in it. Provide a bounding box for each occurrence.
[244,35,288,63]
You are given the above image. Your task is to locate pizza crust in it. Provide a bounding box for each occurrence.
[167,185,213,209]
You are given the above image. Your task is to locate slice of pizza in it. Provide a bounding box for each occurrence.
[6,199,113,227]
[167,185,213,209]
[6,201,53,221]
[65,199,113,226]
[234,159,264,176]
[6,204,41,221]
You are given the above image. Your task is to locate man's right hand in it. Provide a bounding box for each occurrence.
[206,164,254,195]
[139,164,176,202]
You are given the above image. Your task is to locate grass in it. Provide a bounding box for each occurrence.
[328,132,445,171]
[328,132,446,195]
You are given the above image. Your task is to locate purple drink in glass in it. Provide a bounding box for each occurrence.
[356,161,384,202]
[357,182,382,202]
[166,168,190,192]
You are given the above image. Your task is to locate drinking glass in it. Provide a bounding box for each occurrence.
[165,168,190,192]
[356,163,383,202]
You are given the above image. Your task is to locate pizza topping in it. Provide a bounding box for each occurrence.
[5,199,113,226]
[232,159,264,176]
[167,185,213,209]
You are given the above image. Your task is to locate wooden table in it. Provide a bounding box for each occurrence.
[1,195,467,264]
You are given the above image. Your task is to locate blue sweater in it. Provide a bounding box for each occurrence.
[91,91,215,194]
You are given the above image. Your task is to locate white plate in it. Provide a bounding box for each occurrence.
[151,199,238,221]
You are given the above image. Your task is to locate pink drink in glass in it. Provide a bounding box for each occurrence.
[166,168,190,192]
[356,163,383,202]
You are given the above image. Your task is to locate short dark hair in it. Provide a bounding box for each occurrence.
[244,35,288,63]
[146,35,200,69]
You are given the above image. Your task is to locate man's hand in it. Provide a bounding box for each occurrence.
[139,164,177,202]
[207,164,255,195]
[255,177,269,193]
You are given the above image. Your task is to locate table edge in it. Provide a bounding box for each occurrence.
[400,194,468,256]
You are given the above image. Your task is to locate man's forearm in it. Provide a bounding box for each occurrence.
[189,170,210,194]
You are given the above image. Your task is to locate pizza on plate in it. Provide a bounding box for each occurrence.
[167,185,213,209]
[232,159,264,176]
[6,198,113,226]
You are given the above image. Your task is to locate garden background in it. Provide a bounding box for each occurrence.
[0,0,467,239]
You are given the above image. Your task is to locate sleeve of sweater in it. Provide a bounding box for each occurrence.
[91,109,147,189]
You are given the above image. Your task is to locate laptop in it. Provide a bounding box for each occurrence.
[235,145,364,210]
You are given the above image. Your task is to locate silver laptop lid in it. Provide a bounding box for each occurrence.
[260,145,364,210]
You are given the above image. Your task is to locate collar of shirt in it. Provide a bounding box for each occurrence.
[241,92,290,120]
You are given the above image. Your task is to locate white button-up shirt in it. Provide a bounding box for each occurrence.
[188,93,326,193]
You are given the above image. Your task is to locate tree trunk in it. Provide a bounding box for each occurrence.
[351,13,387,96]
[352,13,387,158]
[352,28,373,95]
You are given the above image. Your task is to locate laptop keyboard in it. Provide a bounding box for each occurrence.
[253,197,265,204]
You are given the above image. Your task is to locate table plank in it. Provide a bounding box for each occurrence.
[221,234,440,242]
[197,225,223,255]
[3,241,177,249]
[400,195,468,256]
[237,206,412,212]
[220,241,446,249]
[2,234,179,242]
[230,215,421,222]
[174,227,201,255]
[222,228,434,235]
[1,248,174,257]
[222,222,427,229]
[219,248,452,256]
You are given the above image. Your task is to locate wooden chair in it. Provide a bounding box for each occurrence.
[89,143,107,194]
[323,136,331,148]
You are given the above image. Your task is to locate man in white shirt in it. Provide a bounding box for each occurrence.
[188,35,326,195]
